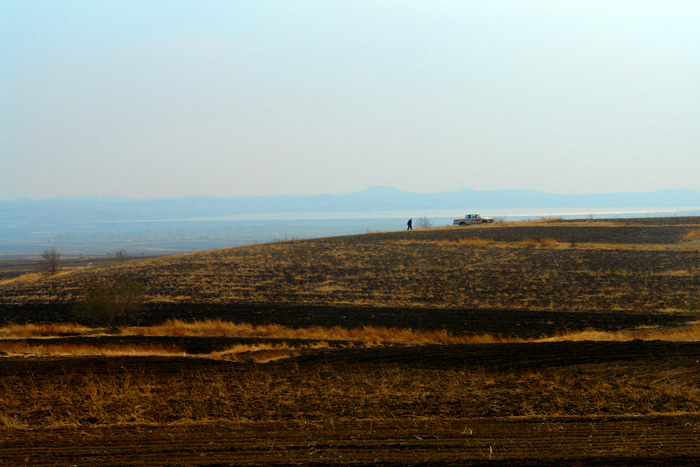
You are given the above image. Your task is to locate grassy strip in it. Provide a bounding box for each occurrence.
[124,319,523,345]
[3,319,700,348]
[0,322,96,338]
[537,322,700,342]
[0,341,184,357]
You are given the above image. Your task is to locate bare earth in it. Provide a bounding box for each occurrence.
[2,218,700,465]
[2,340,700,465]
[4,416,700,466]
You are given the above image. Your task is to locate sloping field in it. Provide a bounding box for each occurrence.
[2,217,700,319]
[2,218,700,465]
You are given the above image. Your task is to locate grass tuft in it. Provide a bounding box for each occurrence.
[681,229,700,242]
[517,238,561,248]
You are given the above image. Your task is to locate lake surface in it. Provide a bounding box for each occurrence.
[148,206,700,222]
[3,207,700,258]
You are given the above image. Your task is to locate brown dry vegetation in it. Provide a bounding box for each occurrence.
[3,217,700,465]
[4,319,700,355]
[0,322,94,338]
[0,341,184,358]
[2,351,699,430]
[682,229,700,242]
[3,218,700,314]
[1,341,700,465]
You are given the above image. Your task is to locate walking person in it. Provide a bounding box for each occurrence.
[407,218,413,230]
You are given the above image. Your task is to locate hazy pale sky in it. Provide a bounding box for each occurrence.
[2,1,699,199]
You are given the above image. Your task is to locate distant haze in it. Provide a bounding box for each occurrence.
[2,186,700,256]
[2,1,699,200]
[4,186,700,222]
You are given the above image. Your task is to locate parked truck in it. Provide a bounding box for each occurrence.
[453,214,494,226]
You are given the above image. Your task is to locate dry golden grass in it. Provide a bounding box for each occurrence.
[0,341,184,357]
[0,335,333,362]
[0,319,523,361]
[407,237,696,252]
[538,321,700,343]
[216,344,283,362]
[0,322,95,338]
[449,238,496,247]
[217,341,334,363]
[0,272,45,286]
[682,229,700,242]
[2,356,699,429]
[4,319,700,361]
[124,319,525,345]
[517,237,562,248]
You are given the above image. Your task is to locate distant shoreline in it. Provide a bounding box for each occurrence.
[2,209,700,259]
[85,206,700,223]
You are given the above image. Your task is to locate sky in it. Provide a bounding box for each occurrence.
[1,0,699,200]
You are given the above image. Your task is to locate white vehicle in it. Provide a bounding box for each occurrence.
[453,214,494,226]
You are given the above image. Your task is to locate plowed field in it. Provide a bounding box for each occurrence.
[1,341,700,465]
[3,218,700,465]
[4,217,700,315]
[4,416,700,466]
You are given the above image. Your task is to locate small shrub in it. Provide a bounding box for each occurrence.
[75,277,145,332]
[415,216,434,229]
[40,248,62,275]
[114,250,127,262]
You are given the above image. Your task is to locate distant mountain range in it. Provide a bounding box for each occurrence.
[3,187,700,225]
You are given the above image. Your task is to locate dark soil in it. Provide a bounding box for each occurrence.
[3,340,698,373]
[379,221,700,244]
[2,417,700,466]
[3,218,700,465]
[1,341,700,465]
[4,218,700,314]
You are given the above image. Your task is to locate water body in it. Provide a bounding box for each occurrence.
[4,207,700,258]
[119,206,700,222]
